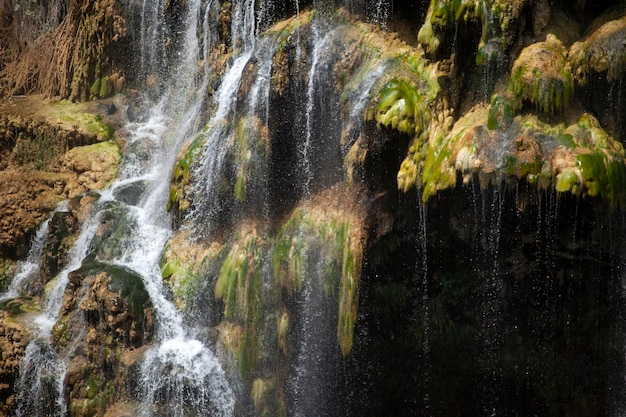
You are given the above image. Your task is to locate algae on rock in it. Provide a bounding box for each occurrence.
[569,11,626,84]
[271,199,363,357]
[509,34,573,115]
[215,227,266,385]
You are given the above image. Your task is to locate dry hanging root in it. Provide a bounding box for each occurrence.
[0,0,126,100]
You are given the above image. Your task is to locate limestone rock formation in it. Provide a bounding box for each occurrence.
[0,96,120,261]
[1,1,626,417]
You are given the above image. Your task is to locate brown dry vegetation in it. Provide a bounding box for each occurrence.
[0,0,126,100]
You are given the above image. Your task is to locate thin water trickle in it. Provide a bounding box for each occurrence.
[370,0,389,29]
[139,0,167,88]
[342,62,387,153]
[302,22,336,196]
[0,202,64,302]
[416,191,430,412]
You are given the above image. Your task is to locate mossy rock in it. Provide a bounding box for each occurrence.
[215,228,265,381]
[160,233,223,311]
[88,200,137,262]
[0,258,17,293]
[168,133,205,213]
[418,0,524,64]
[554,114,626,206]
[365,49,440,195]
[251,378,286,417]
[69,372,112,417]
[42,210,79,280]
[77,254,150,318]
[371,52,439,138]
[509,34,573,114]
[408,102,626,206]
[49,100,115,141]
[233,116,269,203]
[112,180,149,206]
[271,200,363,356]
[569,11,626,84]
[61,141,121,196]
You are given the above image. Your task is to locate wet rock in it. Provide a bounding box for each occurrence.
[570,7,626,83]
[509,34,573,114]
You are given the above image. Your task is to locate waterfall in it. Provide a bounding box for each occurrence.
[8,1,626,416]
[121,0,236,415]
[186,0,257,233]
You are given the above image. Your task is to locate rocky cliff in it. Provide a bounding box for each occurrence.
[1,1,626,416]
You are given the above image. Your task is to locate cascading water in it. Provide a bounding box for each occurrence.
[186,0,257,232]
[5,0,236,416]
[115,0,237,415]
[7,1,626,416]
[12,202,103,416]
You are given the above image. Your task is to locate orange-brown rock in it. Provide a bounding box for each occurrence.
[0,313,28,415]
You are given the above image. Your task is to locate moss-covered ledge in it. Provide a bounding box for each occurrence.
[0,95,120,260]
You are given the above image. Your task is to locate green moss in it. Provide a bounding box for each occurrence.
[161,257,197,311]
[160,236,223,312]
[90,78,102,99]
[272,212,306,293]
[509,35,573,115]
[555,168,580,193]
[168,133,205,212]
[272,207,362,356]
[232,117,267,203]
[365,48,441,197]
[70,373,112,417]
[557,133,576,149]
[376,78,422,136]
[420,140,456,200]
[277,311,289,355]
[252,378,286,417]
[487,93,515,131]
[576,152,626,206]
[215,231,265,380]
[373,54,439,139]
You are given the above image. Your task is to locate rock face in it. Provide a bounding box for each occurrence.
[0,96,120,260]
[1,1,626,417]
[0,313,27,415]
